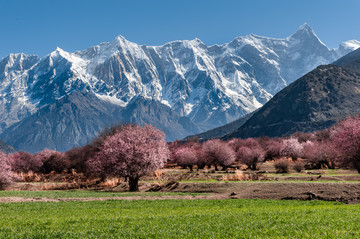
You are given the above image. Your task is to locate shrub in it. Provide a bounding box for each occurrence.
[293,160,305,172]
[65,146,95,173]
[86,124,170,191]
[291,132,314,143]
[40,150,68,174]
[314,128,332,142]
[274,159,290,173]
[0,152,13,190]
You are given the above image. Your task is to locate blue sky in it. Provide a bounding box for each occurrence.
[0,0,359,58]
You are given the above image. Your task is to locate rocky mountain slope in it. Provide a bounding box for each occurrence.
[0,91,199,153]
[225,48,360,139]
[0,140,16,154]
[0,24,359,152]
[185,110,257,141]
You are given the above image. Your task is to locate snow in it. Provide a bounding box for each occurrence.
[184,103,194,115]
[340,40,360,50]
[94,93,127,107]
[0,23,359,132]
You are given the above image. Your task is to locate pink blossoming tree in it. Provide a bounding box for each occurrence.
[280,138,303,161]
[7,151,42,173]
[237,146,264,170]
[302,140,338,169]
[174,147,198,171]
[87,124,170,191]
[202,139,235,170]
[331,116,360,172]
[0,152,13,190]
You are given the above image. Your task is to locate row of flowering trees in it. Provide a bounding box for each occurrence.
[170,115,360,172]
[0,124,169,191]
[1,115,360,190]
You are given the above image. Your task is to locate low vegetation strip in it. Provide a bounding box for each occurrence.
[0,199,359,238]
[0,190,203,199]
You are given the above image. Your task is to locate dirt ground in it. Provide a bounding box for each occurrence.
[2,181,360,204]
[3,164,360,204]
[145,181,360,203]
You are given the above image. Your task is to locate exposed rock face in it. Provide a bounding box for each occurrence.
[0,24,359,152]
[0,91,199,153]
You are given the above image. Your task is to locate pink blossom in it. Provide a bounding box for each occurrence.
[202,139,235,170]
[280,138,303,160]
[7,151,42,173]
[0,152,13,189]
[87,124,170,191]
[237,146,264,170]
[331,116,360,172]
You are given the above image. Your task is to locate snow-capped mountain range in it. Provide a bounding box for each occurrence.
[0,23,359,152]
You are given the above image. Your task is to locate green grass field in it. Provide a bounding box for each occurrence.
[0,190,204,198]
[0,199,359,238]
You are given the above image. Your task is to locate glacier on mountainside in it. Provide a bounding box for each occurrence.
[0,23,359,151]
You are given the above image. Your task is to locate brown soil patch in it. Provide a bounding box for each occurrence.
[2,182,360,204]
[146,181,360,203]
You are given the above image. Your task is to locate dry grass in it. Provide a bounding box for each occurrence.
[16,171,44,182]
[153,169,165,180]
[222,170,265,181]
[99,177,123,187]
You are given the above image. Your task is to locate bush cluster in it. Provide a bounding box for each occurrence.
[2,115,360,191]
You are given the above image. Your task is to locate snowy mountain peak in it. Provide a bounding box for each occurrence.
[334,40,360,58]
[114,35,131,45]
[190,38,203,44]
[0,53,40,76]
[291,23,318,39]
[49,47,69,58]
[339,40,360,51]
[288,23,329,51]
[297,22,312,32]
[0,24,359,152]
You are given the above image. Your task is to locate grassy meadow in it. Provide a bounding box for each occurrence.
[0,199,359,238]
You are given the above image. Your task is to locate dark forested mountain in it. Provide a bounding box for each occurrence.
[224,49,360,139]
[334,48,360,73]
[185,110,257,141]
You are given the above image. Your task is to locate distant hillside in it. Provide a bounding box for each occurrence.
[223,47,360,139]
[185,110,256,141]
[334,48,360,73]
[0,140,16,154]
[225,65,360,139]
[0,93,199,153]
